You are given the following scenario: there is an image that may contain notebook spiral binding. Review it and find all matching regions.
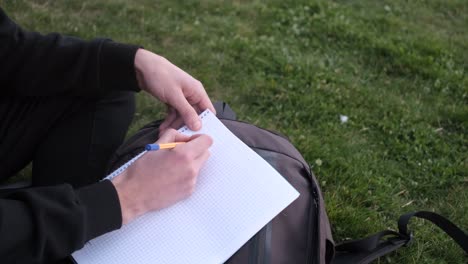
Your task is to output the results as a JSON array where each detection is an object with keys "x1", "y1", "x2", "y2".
[{"x1": 105, "y1": 151, "x2": 147, "y2": 181}]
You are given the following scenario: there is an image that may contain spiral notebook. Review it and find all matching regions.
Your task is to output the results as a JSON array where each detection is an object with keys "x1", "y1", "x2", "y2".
[{"x1": 72, "y1": 109, "x2": 299, "y2": 264}]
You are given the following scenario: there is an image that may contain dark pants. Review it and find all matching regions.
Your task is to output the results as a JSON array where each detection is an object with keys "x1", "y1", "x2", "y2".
[{"x1": 0, "y1": 92, "x2": 135, "y2": 188}]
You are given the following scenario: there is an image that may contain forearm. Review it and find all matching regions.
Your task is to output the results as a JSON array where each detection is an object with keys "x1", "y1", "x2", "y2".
[
  {"x1": 0, "y1": 8, "x2": 140, "y2": 97},
  {"x1": 0, "y1": 181, "x2": 121, "y2": 263}
]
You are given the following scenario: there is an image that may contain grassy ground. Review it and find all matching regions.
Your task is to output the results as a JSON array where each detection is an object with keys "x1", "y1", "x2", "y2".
[{"x1": 2, "y1": 0, "x2": 467, "y2": 263}]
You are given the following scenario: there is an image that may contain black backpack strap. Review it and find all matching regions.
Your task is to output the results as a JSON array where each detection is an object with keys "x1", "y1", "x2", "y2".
[
  {"x1": 333, "y1": 211, "x2": 467, "y2": 264},
  {"x1": 398, "y1": 211, "x2": 468, "y2": 253}
]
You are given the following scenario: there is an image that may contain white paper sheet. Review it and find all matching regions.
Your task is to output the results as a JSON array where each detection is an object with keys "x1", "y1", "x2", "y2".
[{"x1": 72, "y1": 110, "x2": 299, "y2": 264}]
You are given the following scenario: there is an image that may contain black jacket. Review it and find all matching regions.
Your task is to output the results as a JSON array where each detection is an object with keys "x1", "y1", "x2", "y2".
[{"x1": 0, "y1": 8, "x2": 139, "y2": 263}]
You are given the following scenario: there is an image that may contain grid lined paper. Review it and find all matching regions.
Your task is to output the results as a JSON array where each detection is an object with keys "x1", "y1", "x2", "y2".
[{"x1": 72, "y1": 110, "x2": 299, "y2": 264}]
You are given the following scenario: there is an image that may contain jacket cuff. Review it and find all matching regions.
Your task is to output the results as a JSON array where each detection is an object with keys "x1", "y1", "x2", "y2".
[
  {"x1": 76, "y1": 180, "x2": 122, "y2": 241},
  {"x1": 99, "y1": 41, "x2": 141, "y2": 93}
]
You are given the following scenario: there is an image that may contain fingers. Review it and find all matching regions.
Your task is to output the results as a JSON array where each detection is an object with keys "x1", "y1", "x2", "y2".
[
  {"x1": 135, "y1": 50, "x2": 213, "y2": 130},
  {"x1": 156, "y1": 129, "x2": 191, "y2": 143},
  {"x1": 160, "y1": 115, "x2": 192, "y2": 134},
  {"x1": 195, "y1": 98, "x2": 216, "y2": 116},
  {"x1": 156, "y1": 128, "x2": 177, "y2": 143},
  {"x1": 193, "y1": 82, "x2": 216, "y2": 115},
  {"x1": 191, "y1": 150, "x2": 211, "y2": 178},
  {"x1": 174, "y1": 132, "x2": 192, "y2": 142},
  {"x1": 159, "y1": 107, "x2": 177, "y2": 132},
  {"x1": 194, "y1": 149, "x2": 211, "y2": 165},
  {"x1": 160, "y1": 105, "x2": 213, "y2": 133},
  {"x1": 168, "y1": 79, "x2": 215, "y2": 131},
  {"x1": 178, "y1": 134, "x2": 213, "y2": 159},
  {"x1": 161, "y1": 80, "x2": 214, "y2": 132},
  {"x1": 170, "y1": 91, "x2": 201, "y2": 131},
  {"x1": 156, "y1": 131, "x2": 212, "y2": 161}
]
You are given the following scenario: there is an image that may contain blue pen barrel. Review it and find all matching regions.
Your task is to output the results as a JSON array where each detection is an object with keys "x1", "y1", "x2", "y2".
[{"x1": 145, "y1": 144, "x2": 160, "y2": 151}]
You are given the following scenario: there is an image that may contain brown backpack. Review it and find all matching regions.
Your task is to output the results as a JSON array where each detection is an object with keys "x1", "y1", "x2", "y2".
[{"x1": 104, "y1": 102, "x2": 467, "y2": 264}]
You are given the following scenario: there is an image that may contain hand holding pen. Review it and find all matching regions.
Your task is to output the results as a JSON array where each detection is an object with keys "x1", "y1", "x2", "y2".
[{"x1": 111, "y1": 129, "x2": 213, "y2": 225}]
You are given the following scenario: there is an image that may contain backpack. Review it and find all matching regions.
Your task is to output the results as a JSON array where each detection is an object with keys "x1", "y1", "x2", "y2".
[{"x1": 106, "y1": 102, "x2": 467, "y2": 264}]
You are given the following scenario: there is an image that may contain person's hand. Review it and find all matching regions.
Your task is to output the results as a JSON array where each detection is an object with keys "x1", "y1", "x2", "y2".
[
  {"x1": 134, "y1": 49, "x2": 216, "y2": 131},
  {"x1": 111, "y1": 129, "x2": 213, "y2": 225}
]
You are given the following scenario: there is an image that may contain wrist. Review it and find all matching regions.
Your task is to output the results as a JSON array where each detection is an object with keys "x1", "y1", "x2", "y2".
[
  {"x1": 134, "y1": 49, "x2": 146, "y2": 90},
  {"x1": 112, "y1": 175, "x2": 144, "y2": 225},
  {"x1": 134, "y1": 49, "x2": 166, "y2": 92}
]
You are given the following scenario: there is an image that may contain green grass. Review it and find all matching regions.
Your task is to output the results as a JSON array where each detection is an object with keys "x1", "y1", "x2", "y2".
[{"x1": 2, "y1": 0, "x2": 467, "y2": 262}]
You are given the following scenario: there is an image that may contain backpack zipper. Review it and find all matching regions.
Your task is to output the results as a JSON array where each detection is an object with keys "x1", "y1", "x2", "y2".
[{"x1": 307, "y1": 179, "x2": 320, "y2": 264}]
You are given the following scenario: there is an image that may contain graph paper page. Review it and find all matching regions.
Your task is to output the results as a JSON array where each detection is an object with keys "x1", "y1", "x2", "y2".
[{"x1": 72, "y1": 110, "x2": 299, "y2": 264}]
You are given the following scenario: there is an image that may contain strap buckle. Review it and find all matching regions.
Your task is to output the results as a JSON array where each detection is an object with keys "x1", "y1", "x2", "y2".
[{"x1": 403, "y1": 231, "x2": 414, "y2": 247}]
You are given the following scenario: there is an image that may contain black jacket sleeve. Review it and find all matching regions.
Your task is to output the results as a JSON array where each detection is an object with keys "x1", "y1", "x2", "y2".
[
  {"x1": 0, "y1": 8, "x2": 141, "y2": 97},
  {"x1": 0, "y1": 180, "x2": 123, "y2": 263},
  {"x1": 0, "y1": 7, "x2": 137, "y2": 263}
]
